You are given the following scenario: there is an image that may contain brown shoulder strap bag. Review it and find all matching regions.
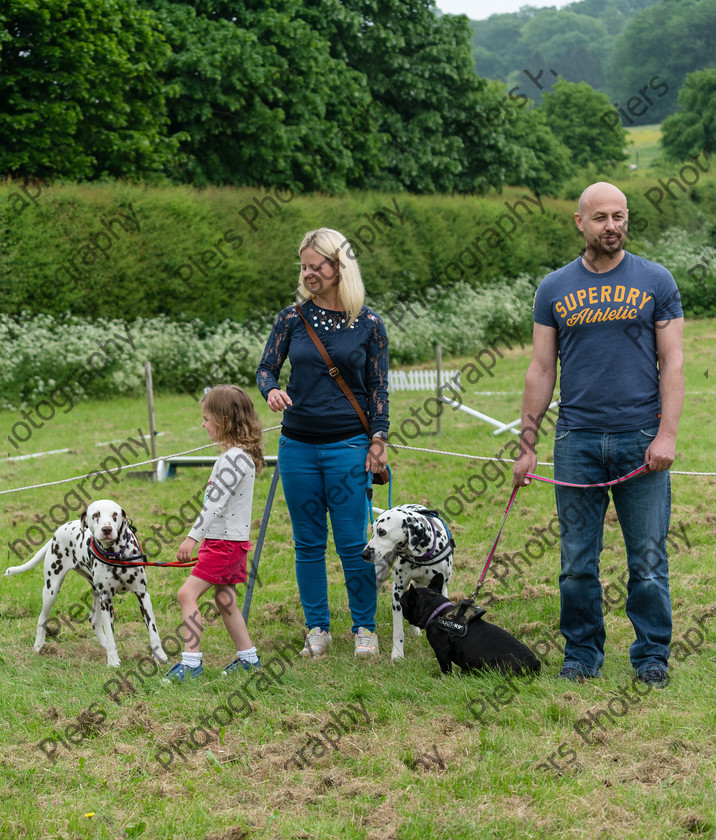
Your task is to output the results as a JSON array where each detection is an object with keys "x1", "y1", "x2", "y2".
[{"x1": 293, "y1": 305, "x2": 390, "y2": 484}]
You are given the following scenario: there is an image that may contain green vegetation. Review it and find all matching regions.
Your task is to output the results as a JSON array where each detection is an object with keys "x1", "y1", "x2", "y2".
[
  {"x1": 2, "y1": 0, "x2": 712, "y2": 193},
  {"x1": 470, "y1": 0, "x2": 716, "y2": 129},
  {"x1": 1, "y1": 2, "x2": 713, "y2": 833},
  {"x1": 540, "y1": 80, "x2": 628, "y2": 170},
  {"x1": 1, "y1": 0, "x2": 543, "y2": 194},
  {"x1": 662, "y1": 69, "x2": 716, "y2": 161},
  {"x1": 0, "y1": 320, "x2": 713, "y2": 839},
  {"x1": 0, "y1": 0, "x2": 178, "y2": 180},
  {"x1": 625, "y1": 124, "x2": 665, "y2": 168},
  {"x1": 608, "y1": 0, "x2": 716, "y2": 125},
  {"x1": 2, "y1": 165, "x2": 715, "y2": 325}
]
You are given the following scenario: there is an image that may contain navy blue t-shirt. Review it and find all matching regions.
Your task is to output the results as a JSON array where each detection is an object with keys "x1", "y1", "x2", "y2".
[
  {"x1": 256, "y1": 300, "x2": 389, "y2": 440},
  {"x1": 533, "y1": 251, "x2": 683, "y2": 432}
]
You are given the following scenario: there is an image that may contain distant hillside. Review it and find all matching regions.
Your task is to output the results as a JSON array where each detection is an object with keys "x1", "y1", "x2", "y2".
[{"x1": 467, "y1": 0, "x2": 715, "y2": 124}]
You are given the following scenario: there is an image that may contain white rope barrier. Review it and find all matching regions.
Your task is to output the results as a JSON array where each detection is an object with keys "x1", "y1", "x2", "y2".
[
  {"x1": 0, "y1": 426, "x2": 713, "y2": 496},
  {"x1": 0, "y1": 442, "x2": 217, "y2": 496},
  {"x1": 387, "y1": 442, "x2": 716, "y2": 476},
  {"x1": 0, "y1": 425, "x2": 285, "y2": 496}
]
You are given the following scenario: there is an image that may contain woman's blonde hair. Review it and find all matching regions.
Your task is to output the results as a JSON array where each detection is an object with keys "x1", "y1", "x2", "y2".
[
  {"x1": 296, "y1": 228, "x2": 365, "y2": 326},
  {"x1": 201, "y1": 385, "x2": 265, "y2": 472}
]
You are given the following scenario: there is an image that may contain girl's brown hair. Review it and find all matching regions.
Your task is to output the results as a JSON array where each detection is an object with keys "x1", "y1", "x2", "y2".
[{"x1": 201, "y1": 385, "x2": 265, "y2": 472}]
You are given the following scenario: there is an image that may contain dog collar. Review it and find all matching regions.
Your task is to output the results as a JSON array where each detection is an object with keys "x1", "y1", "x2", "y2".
[
  {"x1": 426, "y1": 601, "x2": 454, "y2": 627},
  {"x1": 87, "y1": 528, "x2": 136, "y2": 565}
]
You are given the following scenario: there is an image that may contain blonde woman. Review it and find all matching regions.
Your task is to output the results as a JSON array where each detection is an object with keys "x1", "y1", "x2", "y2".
[{"x1": 257, "y1": 228, "x2": 389, "y2": 658}]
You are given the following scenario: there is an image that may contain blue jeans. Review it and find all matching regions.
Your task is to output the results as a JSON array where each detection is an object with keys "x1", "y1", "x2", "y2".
[
  {"x1": 278, "y1": 433, "x2": 377, "y2": 633},
  {"x1": 553, "y1": 427, "x2": 672, "y2": 677}
]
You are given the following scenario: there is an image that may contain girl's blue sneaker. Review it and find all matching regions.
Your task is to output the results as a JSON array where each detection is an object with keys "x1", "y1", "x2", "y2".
[
  {"x1": 163, "y1": 662, "x2": 204, "y2": 683},
  {"x1": 222, "y1": 656, "x2": 261, "y2": 675}
]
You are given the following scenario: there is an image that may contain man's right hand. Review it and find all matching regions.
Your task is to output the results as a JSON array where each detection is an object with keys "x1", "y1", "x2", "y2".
[{"x1": 513, "y1": 450, "x2": 538, "y2": 487}]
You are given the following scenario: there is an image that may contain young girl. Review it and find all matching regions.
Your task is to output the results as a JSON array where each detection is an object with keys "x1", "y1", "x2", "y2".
[{"x1": 164, "y1": 385, "x2": 265, "y2": 682}]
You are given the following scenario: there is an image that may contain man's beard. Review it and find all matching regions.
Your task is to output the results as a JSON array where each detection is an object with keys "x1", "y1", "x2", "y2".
[{"x1": 590, "y1": 231, "x2": 624, "y2": 257}]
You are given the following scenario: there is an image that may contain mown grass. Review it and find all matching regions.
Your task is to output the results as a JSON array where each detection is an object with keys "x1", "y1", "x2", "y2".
[
  {"x1": 625, "y1": 124, "x2": 666, "y2": 170},
  {"x1": 0, "y1": 319, "x2": 714, "y2": 840}
]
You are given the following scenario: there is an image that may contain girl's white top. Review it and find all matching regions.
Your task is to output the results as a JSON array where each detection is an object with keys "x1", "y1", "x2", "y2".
[{"x1": 188, "y1": 446, "x2": 255, "y2": 542}]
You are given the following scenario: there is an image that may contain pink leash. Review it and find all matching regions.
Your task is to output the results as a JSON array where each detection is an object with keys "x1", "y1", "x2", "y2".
[
  {"x1": 524, "y1": 463, "x2": 650, "y2": 489},
  {"x1": 468, "y1": 463, "x2": 650, "y2": 601}
]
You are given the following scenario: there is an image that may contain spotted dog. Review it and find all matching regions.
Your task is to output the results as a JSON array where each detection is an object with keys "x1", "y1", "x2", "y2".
[
  {"x1": 362, "y1": 504, "x2": 454, "y2": 660},
  {"x1": 5, "y1": 499, "x2": 167, "y2": 667}
]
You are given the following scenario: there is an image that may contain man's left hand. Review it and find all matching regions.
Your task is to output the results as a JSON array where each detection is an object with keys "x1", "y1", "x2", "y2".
[{"x1": 645, "y1": 433, "x2": 676, "y2": 471}]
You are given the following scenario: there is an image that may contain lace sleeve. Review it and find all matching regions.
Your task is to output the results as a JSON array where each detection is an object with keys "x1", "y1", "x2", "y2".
[
  {"x1": 256, "y1": 309, "x2": 293, "y2": 399},
  {"x1": 366, "y1": 312, "x2": 389, "y2": 434}
]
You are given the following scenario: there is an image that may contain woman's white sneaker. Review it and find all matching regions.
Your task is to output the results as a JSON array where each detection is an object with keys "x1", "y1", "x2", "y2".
[
  {"x1": 300, "y1": 627, "x2": 332, "y2": 657},
  {"x1": 354, "y1": 627, "x2": 379, "y2": 657}
]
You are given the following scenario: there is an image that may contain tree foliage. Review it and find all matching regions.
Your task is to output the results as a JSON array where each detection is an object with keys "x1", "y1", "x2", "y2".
[
  {"x1": 469, "y1": 0, "x2": 714, "y2": 126},
  {"x1": 469, "y1": 10, "x2": 533, "y2": 83},
  {"x1": 0, "y1": 0, "x2": 639, "y2": 192},
  {"x1": 0, "y1": 0, "x2": 179, "y2": 180},
  {"x1": 503, "y1": 109, "x2": 573, "y2": 197},
  {"x1": 540, "y1": 80, "x2": 628, "y2": 170},
  {"x1": 661, "y1": 69, "x2": 716, "y2": 160},
  {"x1": 607, "y1": 0, "x2": 716, "y2": 124},
  {"x1": 518, "y1": 10, "x2": 610, "y2": 92},
  {"x1": 146, "y1": 0, "x2": 381, "y2": 191},
  {"x1": 469, "y1": 0, "x2": 650, "y2": 92},
  {"x1": 299, "y1": 0, "x2": 512, "y2": 193}
]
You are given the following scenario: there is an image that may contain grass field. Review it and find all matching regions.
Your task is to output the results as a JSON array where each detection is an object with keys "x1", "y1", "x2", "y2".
[
  {"x1": 625, "y1": 124, "x2": 665, "y2": 170},
  {"x1": 1, "y1": 319, "x2": 714, "y2": 840}
]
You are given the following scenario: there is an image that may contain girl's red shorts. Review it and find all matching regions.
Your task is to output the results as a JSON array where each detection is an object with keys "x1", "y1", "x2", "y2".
[{"x1": 191, "y1": 539, "x2": 250, "y2": 585}]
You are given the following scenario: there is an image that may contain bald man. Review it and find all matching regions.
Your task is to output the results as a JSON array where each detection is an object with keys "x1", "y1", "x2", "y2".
[{"x1": 513, "y1": 182, "x2": 684, "y2": 686}]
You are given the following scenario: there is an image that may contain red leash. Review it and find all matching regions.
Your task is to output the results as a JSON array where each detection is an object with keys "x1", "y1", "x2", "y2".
[
  {"x1": 468, "y1": 463, "x2": 649, "y2": 600},
  {"x1": 470, "y1": 484, "x2": 520, "y2": 599},
  {"x1": 88, "y1": 535, "x2": 199, "y2": 568}
]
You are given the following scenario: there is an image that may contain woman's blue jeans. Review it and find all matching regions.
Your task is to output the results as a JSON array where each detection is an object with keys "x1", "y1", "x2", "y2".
[
  {"x1": 553, "y1": 427, "x2": 672, "y2": 677},
  {"x1": 278, "y1": 433, "x2": 377, "y2": 633}
]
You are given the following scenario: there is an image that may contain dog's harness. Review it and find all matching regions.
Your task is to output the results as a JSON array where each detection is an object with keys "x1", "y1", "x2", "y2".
[
  {"x1": 88, "y1": 524, "x2": 199, "y2": 568},
  {"x1": 427, "y1": 599, "x2": 486, "y2": 639},
  {"x1": 416, "y1": 490, "x2": 508, "y2": 636},
  {"x1": 413, "y1": 509, "x2": 455, "y2": 566}
]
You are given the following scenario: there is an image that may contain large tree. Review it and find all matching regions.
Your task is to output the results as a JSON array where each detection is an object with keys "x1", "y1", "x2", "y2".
[
  {"x1": 469, "y1": 10, "x2": 536, "y2": 85},
  {"x1": 518, "y1": 10, "x2": 610, "y2": 93},
  {"x1": 0, "y1": 0, "x2": 178, "y2": 180},
  {"x1": 145, "y1": 0, "x2": 381, "y2": 191},
  {"x1": 0, "y1": 0, "x2": 576, "y2": 193},
  {"x1": 469, "y1": 1, "x2": 657, "y2": 94},
  {"x1": 500, "y1": 107, "x2": 573, "y2": 196},
  {"x1": 302, "y1": 0, "x2": 512, "y2": 193},
  {"x1": 661, "y1": 69, "x2": 716, "y2": 160},
  {"x1": 539, "y1": 80, "x2": 628, "y2": 170}
]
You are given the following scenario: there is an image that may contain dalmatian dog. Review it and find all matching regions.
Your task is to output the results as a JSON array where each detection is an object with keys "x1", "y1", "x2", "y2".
[
  {"x1": 362, "y1": 504, "x2": 454, "y2": 660},
  {"x1": 5, "y1": 499, "x2": 167, "y2": 667}
]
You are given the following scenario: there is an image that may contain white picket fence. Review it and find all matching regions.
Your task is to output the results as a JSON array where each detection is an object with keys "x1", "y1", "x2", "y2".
[{"x1": 388, "y1": 369, "x2": 461, "y2": 391}]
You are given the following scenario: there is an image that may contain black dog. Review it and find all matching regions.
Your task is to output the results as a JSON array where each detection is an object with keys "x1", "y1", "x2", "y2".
[{"x1": 399, "y1": 574, "x2": 541, "y2": 676}]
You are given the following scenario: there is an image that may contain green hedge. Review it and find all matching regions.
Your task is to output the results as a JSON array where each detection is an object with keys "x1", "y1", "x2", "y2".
[
  {"x1": 0, "y1": 276, "x2": 538, "y2": 408},
  {"x1": 2, "y1": 174, "x2": 715, "y2": 323}
]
